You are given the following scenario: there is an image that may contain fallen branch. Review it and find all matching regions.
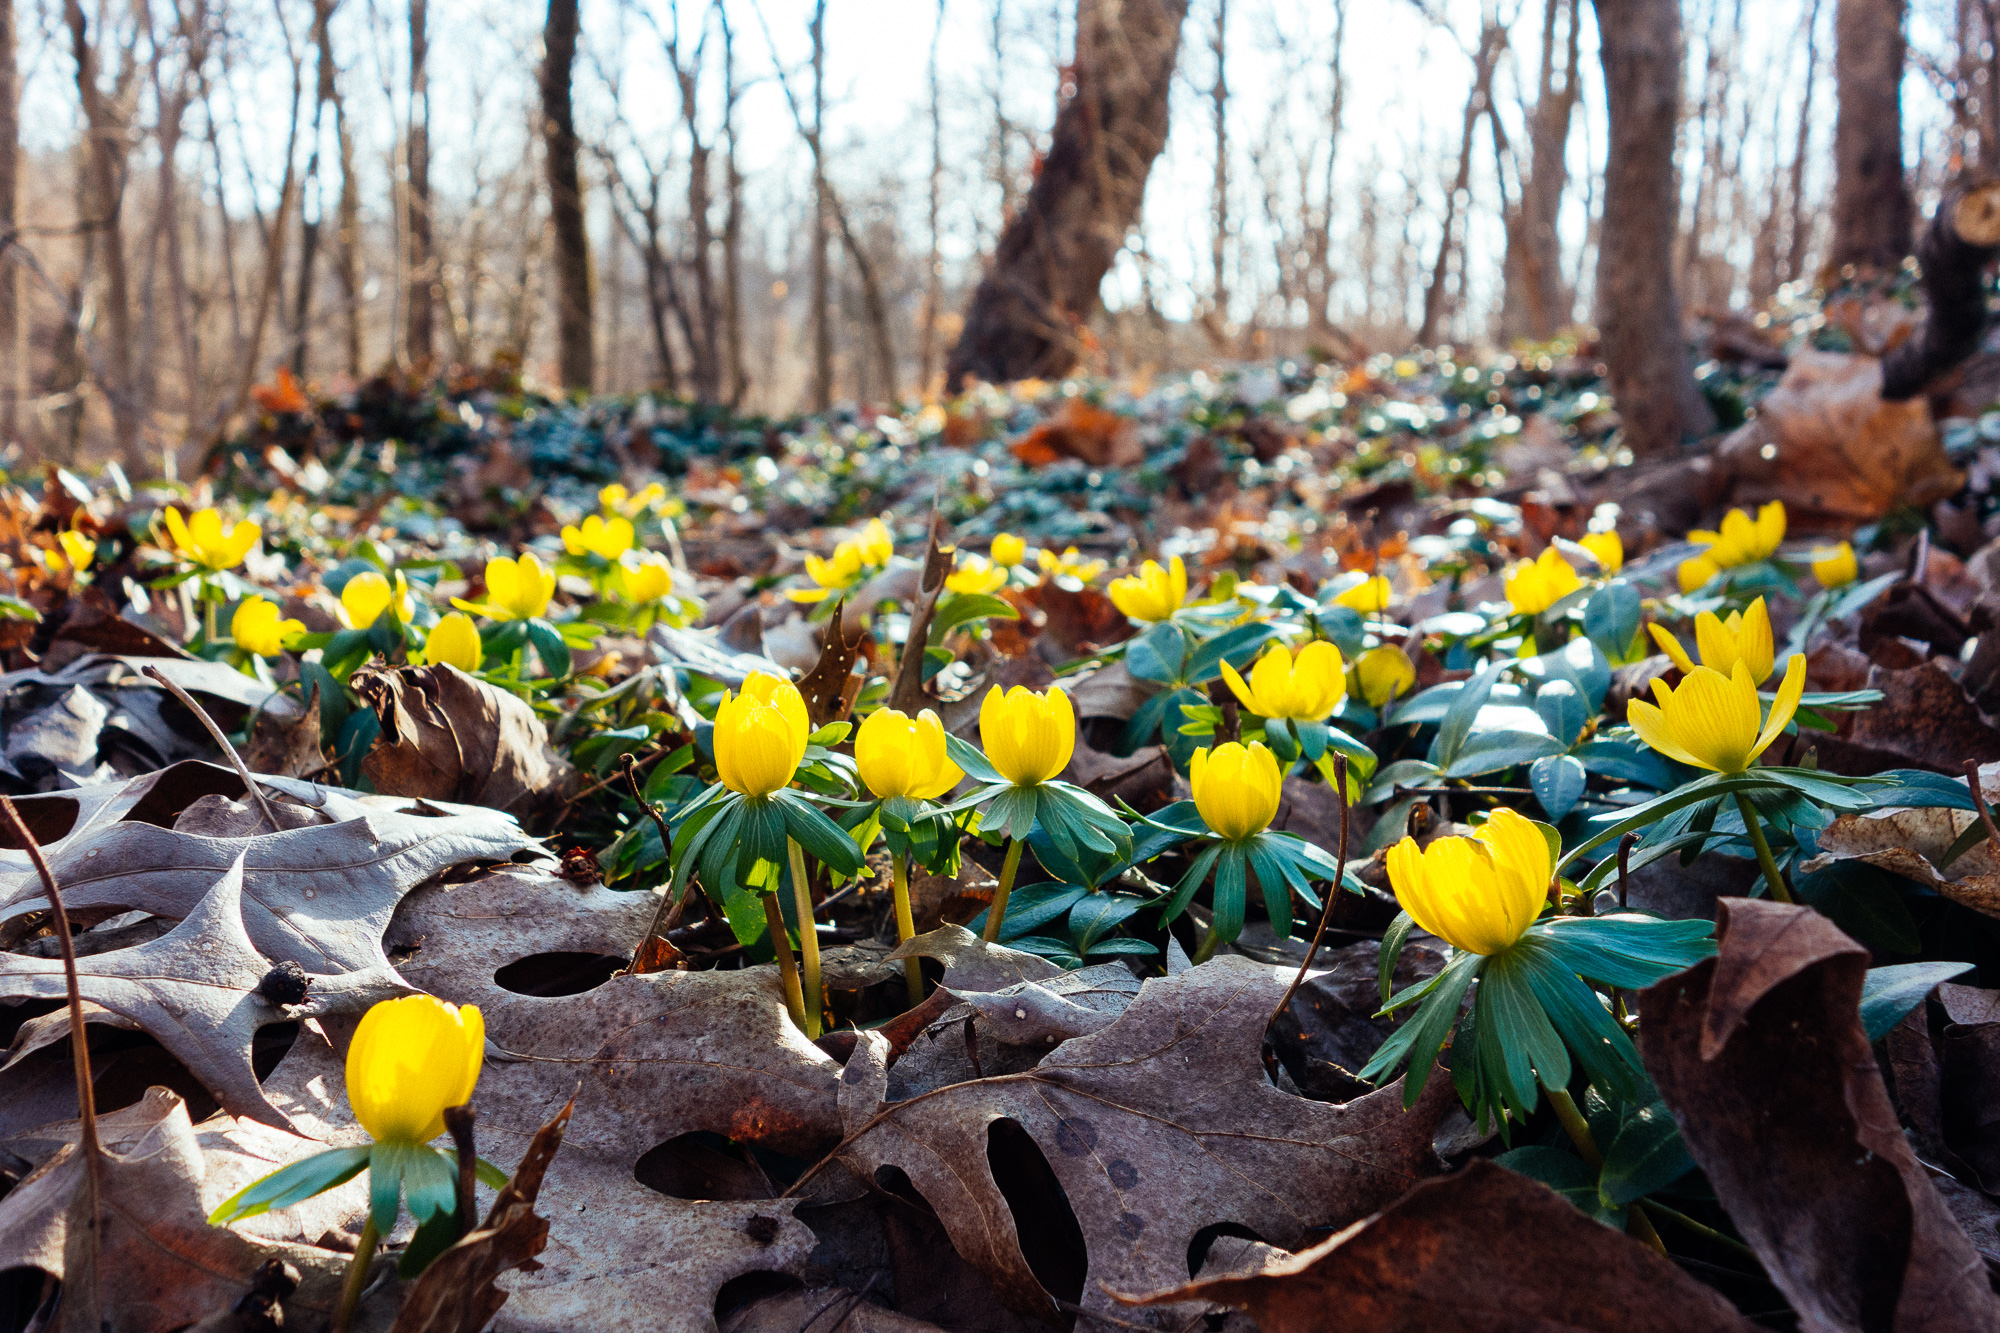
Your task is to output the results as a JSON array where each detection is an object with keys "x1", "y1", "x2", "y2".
[{"x1": 1880, "y1": 177, "x2": 2000, "y2": 401}]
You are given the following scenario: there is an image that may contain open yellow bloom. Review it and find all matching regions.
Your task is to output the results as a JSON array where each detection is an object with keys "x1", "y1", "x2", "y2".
[
  {"x1": 855, "y1": 518, "x2": 895, "y2": 567},
  {"x1": 991, "y1": 533, "x2": 1027, "y2": 567},
  {"x1": 619, "y1": 551, "x2": 675, "y2": 604},
  {"x1": 1334, "y1": 574, "x2": 1394, "y2": 613},
  {"x1": 1579, "y1": 530, "x2": 1623, "y2": 573},
  {"x1": 163, "y1": 507, "x2": 260, "y2": 572},
  {"x1": 1628, "y1": 653, "x2": 1806, "y2": 774},
  {"x1": 787, "y1": 519, "x2": 895, "y2": 604},
  {"x1": 979, "y1": 685, "x2": 1075, "y2": 786},
  {"x1": 600, "y1": 482, "x2": 668, "y2": 517},
  {"x1": 1221, "y1": 641, "x2": 1347, "y2": 721},
  {"x1": 454, "y1": 553, "x2": 556, "y2": 621},
  {"x1": 714, "y1": 672, "x2": 810, "y2": 797},
  {"x1": 562, "y1": 514, "x2": 635, "y2": 560},
  {"x1": 1648, "y1": 597, "x2": 1775, "y2": 684},
  {"x1": 1504, "y1": 548, "x2": 1581, "y2": 615},
  {"x1": 345, "y1": 995, "x2": 485, "y2": 1145},
  {"x1": 340, "y1": 570, "x2": 414, "y2": 629},
  {"x1": 53, "y1": 530, "x2": 96, "y2": 573},
  {"x1": 946, "y1": 554, "x2": 1008, "y2": 595},
  {"x1": 1678, "y1": 554, "x2": 1721, "y2": 594},
  {"x1": 1690, "y1": 501, "x2": 1785, "y2": 568},
  {"x1": 1190, "y1": 742, "x2": 1283, "y2": 840},
  {"x1": 231, "y1": 597, "x2": 304, "y2": 657},
  {"x1": 1813, "y1": 541, "x2": 1858, "y2": 588},
  {"x1": 1108, "y1": 556, "x2": 1188, "y2": 622},
  {"x1": 855, "y1": 707, "x2": 964, "y2": 800},
  {"x1": 1039, "y1": 547, "x2": 1106, "y2": 583},
  {"x1": 1387, "y1": 807, "x2": 1550, "y2": 955},
  {"x1": 420, "y1": 613, "x2": 483, "y2": 670},
  {"x1": 1355, "y1": 645, "x2": 1417, "y2": 708}
]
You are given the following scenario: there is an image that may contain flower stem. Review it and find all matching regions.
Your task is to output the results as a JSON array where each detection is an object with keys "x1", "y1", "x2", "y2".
[
  {"x1": 788, "y1": 839, "x2": 823, "y2": 1038},
  {"x1": 891, "y1": 851, "x2": 922, "y2": 1006},
  {"x1": 1547, "y1": 1086, "x2": 1668, "y2": 1256},
  {"x1": 204, "y1": 595, "x2": 219, "y2": 648},
  {"x1": 760, "y1": 891, "x2": 809, "y2": 1033},
  {"x1": 331, "y1": 1215, "x2": 380, "y2": 1333},
  {"x1": 981, "y1": 837, "x2": 1026, "y2": 944},
  {"x1": 1190, "y1": 923, "x2": 1222, "y2": 965},
  {"x1": 1734, "y1": 793, "x2": 1794, "y2": 904}
]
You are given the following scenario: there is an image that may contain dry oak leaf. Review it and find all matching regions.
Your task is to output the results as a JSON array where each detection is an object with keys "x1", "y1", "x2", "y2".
[
  {"x1": 0, "y1": 1089, "x2": 345, "y2": 1333},
  {"x1": 0, "y1": 855, "x2": 403, "y2": 1129},
  {"x1": 829, "y1": 954, "x2": 1455, "y2": 1329},
  {"x1": 355, "y1": 663, "x2": 578, "y2": 822},
  {"x1": 0, "y1": 764, "x2": 541, "y2": 975},
  {"x1": 1802, "y1": 761, "x2": 2000, "y2": 918},
  {"x1": 1642, "y1": 899, "x2": 2000, "y2": 1332},
  {"x1": 1128, "y1": 1158, "x2": 1757, "y2": 1332}
]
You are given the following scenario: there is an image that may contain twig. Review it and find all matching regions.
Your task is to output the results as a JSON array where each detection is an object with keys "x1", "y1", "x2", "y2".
[
  {"x1": 141, "y1": 664, "x2": 282, "y2": 832},
  {"x1": 1392, "y1": 784, "x2": 1534, "y2": 798},
  {"x1": 1965, "y1": 760, "x2": 2000, "y2": 860},
  {"x1": 0, "y1": 796, "x2": 101, "y2": 1327},
  {"x1": 443, "y1": 1104, "x2": 477, "y2": 1240},
  {"x1": 622, "y1": 753, "x2": 696, "y2": 974},
  {"x1": 1617, "y1": 831, "x2": 1637, "y2": 911},
  {"x1": 1271, "y1": 754, "x2": 1350, "y2": 1030},
  {"x1": 887, "y1": 511, "x2": 953, "y2": 717}
]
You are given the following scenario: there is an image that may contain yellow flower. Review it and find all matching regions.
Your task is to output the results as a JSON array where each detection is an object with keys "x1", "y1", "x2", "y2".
[
  {"x1": 231, "y1": 597, "x2": 304, "y2": 657},
  {"x1": 978, "y1": 685, "x2": 1075, "y2": 786},
  {"x1": 1038, "y1": 547, "x2": 1106, "y2": 583},
  {"x1": 1108, "y1": 556, "x2": 1188, "y2": 622},
  {"x1": 1355, "y1": 645, "x2": 1417, "y2": 708},
  {"x1": 345, "y1": 995, "x2": 485, "y2": 1145},
  {"x1": 163, "y1": 506, "x2": 260, "y2": 572},
  {"x1": 1504, "y1": 548, "x2": 1581, "y2": 615},
  {"x1": 1579, "y1": 530, "x2": 1623, "y2": 573},
  {"x1": 1690, "y1": 501, "x2": 1785, "y2": 568},
  {"x1": 600, "y1": 482, "x2": 668, "y2": 517},
  {"x1": 991, "y1": 533, "x2": 1027, "y2": 567},
  {"x1": 618, "y1": 552, "x2": 675, "y2": 604},
  {"x1": 946, "y1": 554, "x2": 1009, "y2": 595},
  {"x1": 453, "y1": 553, "x2": 556, "y2": 621},
  {"x1": 1220, "y1": 641, "x2": 1347, "y2": 721},
  {"x1": 1678, "y1": 554, "x2": 1721, "y2": 594},
  {"x1": 1647, "y1": 597, "x2": 1775, "y2": 684},
  {"x1": 1387, "y1": 807, "x2": 1551, "y2": 955},
  {"x1": 562, "y1": 514, "x2": 635, "y2": 560},
  {"x1": 420, "y1": 613, "x2": 483, "y2": 671},
  {"x1": 856, "y1": 518, "x2": 895, "y2": 567},
  {"x1": 713, "y1": 672, "x2": 810, "y2": 797},
  {"x1": 855, "y1": 707, "x2": 964, "y2": 800},
  {"x1": 340, "y1": 570, "x2": 414, "y2": 629},
  {"x1": 1334, "y1": 574, "x2": 1393, "y2": 613},
  {"x1": 1189, "y1": 742, "x2": 1283, "y2": 840},
  {"x1": 53, "y1": 530, "x2": 96, "y2": 573},
  {"x1": 1813, "y1": 541, "x2": 1858, "y2": 588},
  {"x1": 786, "y1": 519, "x2": 895, "y2": 604},
  {"x1": 1628, "y1": 653, "x2": 1807, "y2": 774}
]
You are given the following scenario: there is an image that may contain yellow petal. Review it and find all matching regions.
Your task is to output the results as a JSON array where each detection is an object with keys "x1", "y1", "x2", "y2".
[
  {"x1": 1751, "y1": 653, "x2": 1808, "y2": 763},
  {"x1": 1648, "y1": 623, "x2": 1697, "y2": 675}
]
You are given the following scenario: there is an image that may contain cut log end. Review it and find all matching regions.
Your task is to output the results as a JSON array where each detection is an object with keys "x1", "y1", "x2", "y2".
[{"x1": 1950, "y1": 181, "x2": 2000, "y2": 249}]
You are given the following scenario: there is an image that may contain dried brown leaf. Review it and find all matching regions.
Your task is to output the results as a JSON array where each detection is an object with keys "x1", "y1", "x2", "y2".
[{"x1": 355, "y1": 664, "x2": 578, "y2": 822}]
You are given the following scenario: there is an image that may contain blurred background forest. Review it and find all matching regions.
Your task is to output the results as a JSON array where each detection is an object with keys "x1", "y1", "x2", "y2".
[{"x1": 0, "y1": 0, "x2": 1977, "y2": 473}]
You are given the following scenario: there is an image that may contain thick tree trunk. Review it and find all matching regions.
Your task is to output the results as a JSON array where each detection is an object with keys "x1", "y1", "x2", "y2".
[
  {"x1": 1591, "y1": 0, "x2": 1714, "y2": 455},
  {"x1": 0, "y1": 0, "x2": 17, "y2": 442},
  {"x1": 542, "y1": 0, "x2": 593, "y2": 391},
  {"x1": 947, "y1": 0, "x2": 1190, "y2": 388},
  {"x1": 1503, "y1": 0, "x2": 1579, "y2": 341},
  {"x1": 66, "y1": 0, "x2": 141, "y2": 464},
  {"x1": 1830, "y1": 0, "x2": 1912, "y2": 272},
  {"x1": 406, "y1": 0, "x2": 434, "y2": 368},
  {"x1": 1417, "y1": 19, "x2": 1504, "y2": 348}
]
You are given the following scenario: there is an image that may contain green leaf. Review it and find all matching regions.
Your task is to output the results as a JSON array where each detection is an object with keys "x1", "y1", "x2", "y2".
[
  {"x1": 1572, "y1": 738, "x2": 1676, "y2": 790},
  {"x1": 1792, "y1": 861, "x2": 1922, "y2": 955},
  {"x1": 1379, "y1": 911, "x2": 1416, "y2": 1006},
  {"x1": 1440, "y1": 730, "x2": 1565, "y2": 779},
  {"x1": 1125, "y1": 623, "x2": 1190, "y2": 684},
  {"x1": 778, "y1": 791, "x2": 865, "y2": 874},
  {"x1": 944, "y1": 734, "x2": 1004, "y2": 785},
  {"x1": 1210, "y1": 847, "x2": 1248, "y2": 945},
  {"x1": 1530, "y1": 915, "x2": 1717, "y2": 990},
  {"x1": 1160, "y1": 842, "x2": 1223, "y2": 923},
  {"x1": 369, "y1": 1141, "x2": 413, "y2": 1232},
  {"x1": 1478, "y1": 949, "x2": 1571, "y2": 1117},
  {"x1": 1069, "y1": 893, "x2": 1145, "y2": 951},
  {"x1": 1599, "y1": 1100, "x2": 1695, "y2": 1206},
  {"x1": 1427, "y1": 662, "x2": 1505, "y2": 768},
  {"x1": 526, "y1": 618, "x2": 573, "y2": 677},
  {"x1": 972, "y1": 881, "x2": 1087, "y2": 940},
  {"x1": 1496, "y1": 1146, "x2": 1617, "y2": 1223},
  {"x1": 931, "y1": 592, "x2": 1020, "y2": 642},
  {"x1": 1582, "y1": 582, "x2": 1641, "y2": 661},
  {"x1": 1861, "y1": 960, "x2": 1975, "y2": 1042},
  {"x1": 1362, "y1": 950, "x2": 1485, "y2": 1107},
  {"x1": 207, "y1": 1145, "x2": 371, "y2": 1225},
  {"x1": 1244, "y1": 839, "x2": 1293, "y2": 940},
  {"x1": 1185, "y1": 621, "x2": 1282, "y2": 683},
  {"x1": 400, "y1": 1142, "x2": 459, "y2": 1223},
  {"x1": 1530, "y1": 755, "x2": 1588, "y2": 822}
]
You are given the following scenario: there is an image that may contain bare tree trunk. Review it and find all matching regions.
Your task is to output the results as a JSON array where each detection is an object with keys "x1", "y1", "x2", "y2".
[
  {"x1": 947, "y1": 0, "x2": 1191, "y2": 387},
  {"x1": 920, "y1": 0, "x2": 946, "y2": 392},
  {"x1": 0, "y1": 0, "x2": 18, "y2": 442},
  {"x1": 1784, "y1": 0, "x2": 1825, "y2": 286},
  {"x1": 721, "y1": 5, "x2": 747, "y2": 406},
  {"x1": 542, "y1": 0, "x2": 593, "y2": 390},
  {"x1": 809, "y1": 1, "x2": 832, "y2": 410},
  {"x1": 66, "y1": 0, "x2": 142, "y2": 464},
  {"x1": 1307, "y1": 0, "x2": 1346, "y2": 342},
  {"x1": 1205, "y1": 0, "x2": 1229, "y2": 345},
  {"x1": 406, "y1": 0, "x2": 435, "y2": 368},
  {"x1": 1504, "y1": 0, "x2": 1579, "y2": 340},
  {"x1": 1830, "y1": 0, "x2": 1912, "y2": 273},
  {"x1": 1591, "y1": 0, "x2": 1713, "y2": 455},
  {"x1": 293, "y1": 0, "x2": 340, "y2": 378},
  {"x1": 1417, "y1": 15, "x2": 1503, "y2": 349}
]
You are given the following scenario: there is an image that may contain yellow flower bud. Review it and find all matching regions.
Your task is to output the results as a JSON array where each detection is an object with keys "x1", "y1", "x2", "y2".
[
  {"x1": 1647, "y1": 596, "x2": 1775, "y2": 684},
  {"x1": 1108, "y1": 556, "x2": 1188, "y2": 622},
  {"x1": 1355, "y1": 645, "x2": 1417, "y2": 708},
  {"x1": 1812, "y1": 541, "x2": 1858, "y2": 588},
  {"x1": 1038, "y1": 547, "x2": 1106, "y2": 583},
  {"x1": 1189, "y1": 742, "x2": 1282, "y2": 840},
  {"x1": 713, "y1": 672, "x2": 810, "y2": 797},
  {"x1": 562, "y1": 514, "x2": 635, "y2": 560},
  {"x1": 1628, "y1": 654, "x2": 1806, "y2": 774},
  {"x1": 56, "y1": 530, "x2": 96, "y2": 573},
  {"x1": 453, "y1": 553, "x2": 556, "y2": 622},
  {"x1": 978, "y1": 685, "x2": 1075, "y2": 786},
  {"x1": 619, "y1": 552, "x2": 675, "y2": 604},
  {"x1": 1678, "y1": 553, "x2": 1721, "y2": 594},
  {"x1": 231, "y1": 596, "x2": 304, "y2": 658},
  {"x1": 991, "y1": 533, "x2": 1027, "y2": 567},
  {"x1": 1387, "y1": 807, "x2": 1551, "y2": 955},
  {"x1": 420, "y1": 612, "x2": 483, "y2": 671},
  {"x1": 1579, "y1": 530, "x2": 1623, "y2": 573},
  {"x1": 1220, "y1": 641, "x2": 1347, "y2": 721},
  {"x1": 1688, "y1": 501, "x2": 1785, "y2": 569},
  {"x1": 855, "y1": 707, "x2": 964, "y2": 800},
  {"x1": 1503, "y1": 548, "x2": 1581, "y2": 615},
  {"x1": 345, "y1": 994, "x2": 485, "y2": 1145},
  {"x1": 163, "y1": 506, "x2": 260, "y2": 572},
  {"x1": 1334, "y1": 574, "x2": 1393, "y2": 613},
  {"x1": 340, "y1": 570, "x2": 414, "y2": 629},
  {"x1": 946, "y1": 554, "x2": 1008, "y2": 595}
]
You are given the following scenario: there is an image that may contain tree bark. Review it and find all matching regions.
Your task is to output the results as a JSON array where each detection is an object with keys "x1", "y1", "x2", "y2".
[
  {"x1": 0, "y1": 0, "x2": 18, "y2": 442},
  {"x1": 1880, "y1": 179, "x2": 2000, "y2": 399},
  {"x1": 1417, "y1": 17, "x2": 1504, "y2": 348},
  {"x1": 809, "y1": 0, "x2": 832, "y2": 410},
  {"x1": 947, "y1": 0, "x2": 1190, "y2": 387},
  {"x1": 1591, "y1": 0, "x2": 1714, "y2": 455},
  {"x1": 65, "y1": 0, "x2": 141, "y2": 464},
  {"x1": 1205, "y1": 0, "x2": 1229, "y2": 346},
  {"x1": 1830, "y1": 0, "x2": 1912, "y2": 273},
  {"x1": 1503, "y1": 0, "x2": 1579, "y2": 340},
  {"x1": 406, "y1": 0, "x2": 435, "y2": 368},
  {"x1": 919, "y1": 0, "x2": 946, "y2": 392},
  {"x1": 542, "y1": 0, "x2": 593, "y2": 391}
]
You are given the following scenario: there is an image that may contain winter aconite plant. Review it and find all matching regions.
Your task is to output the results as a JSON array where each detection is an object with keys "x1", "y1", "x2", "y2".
[{"x1": 853, "y1": 705, "x2": 966, "y2": 1002}]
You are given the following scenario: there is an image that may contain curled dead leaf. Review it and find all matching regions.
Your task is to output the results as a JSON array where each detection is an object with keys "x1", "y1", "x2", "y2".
[{"x1": 355, "y1": 664, "x2": 578, "y2": 823}]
